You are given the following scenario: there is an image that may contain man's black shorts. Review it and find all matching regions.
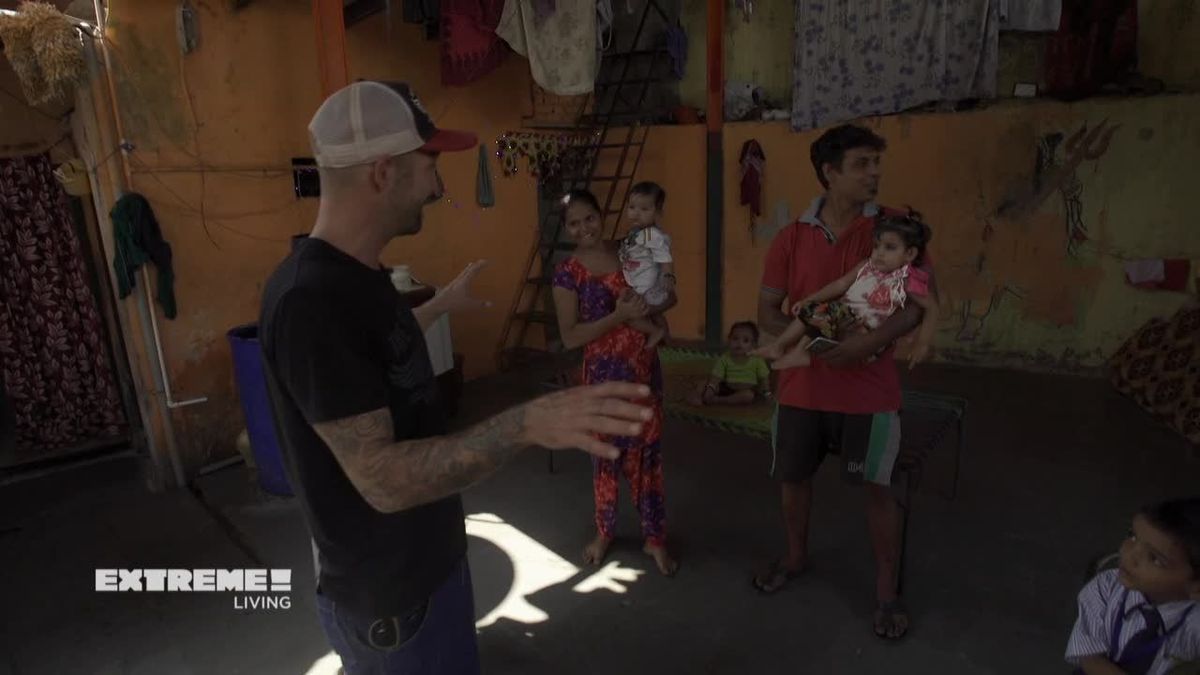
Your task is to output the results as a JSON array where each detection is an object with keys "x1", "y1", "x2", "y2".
[{"x1": 770, "y1": 405, "x2": 902, "y2": 486}]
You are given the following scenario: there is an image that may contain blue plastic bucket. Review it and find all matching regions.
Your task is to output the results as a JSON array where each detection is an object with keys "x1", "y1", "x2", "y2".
[{"x1": 227, "y1": 324, "x2": 292, "y2": 496}]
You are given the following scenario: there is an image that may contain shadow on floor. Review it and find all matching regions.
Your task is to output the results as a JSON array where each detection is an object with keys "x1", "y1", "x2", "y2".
[{"x1": 0, "y1": 365, "x2": 1196, "y2": 674}]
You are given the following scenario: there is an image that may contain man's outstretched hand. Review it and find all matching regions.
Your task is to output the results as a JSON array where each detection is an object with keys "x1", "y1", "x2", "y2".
[
  {"x1": 434, "y1": 259, "x2": 492, "y2": 315},
  {"x1": 517, "y1": 382, "x2": 652, "y2": 460}
]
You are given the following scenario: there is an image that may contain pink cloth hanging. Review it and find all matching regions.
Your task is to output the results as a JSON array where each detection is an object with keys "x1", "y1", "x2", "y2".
[{"x1": 441, "y1": 0, "x2": 507, "y2": 86}]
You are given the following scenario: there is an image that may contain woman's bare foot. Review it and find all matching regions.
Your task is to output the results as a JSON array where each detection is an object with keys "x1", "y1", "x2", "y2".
[
  {"x1": 750, "y1": 343, "x2": 783, "y2": 360},
  {"x1": 583, "y1": 533, "x2": 612, "y2": 566},
  {"x1": 771, "y1": 346, "x2": 812, "y2": 370},
  {"x1": 643, "y1": 543, "x2": 679, "y2": 577}
]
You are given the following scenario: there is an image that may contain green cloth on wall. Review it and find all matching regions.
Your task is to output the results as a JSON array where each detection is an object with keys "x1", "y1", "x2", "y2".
[
  {"x1": 111, "y1": 193, "x2": 177, "y2": 319},
  {"x1": 476, "y1": 143, "x2": 495, "y2": 207}
]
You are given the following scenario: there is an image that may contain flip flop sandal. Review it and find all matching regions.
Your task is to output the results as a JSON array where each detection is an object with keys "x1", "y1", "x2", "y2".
[
  {"x1": 874, "y1": 598, "x2": 910, "y2": 640},
  {"x1": 751, "y1": 559, "x2": 803, "y2": 594}
]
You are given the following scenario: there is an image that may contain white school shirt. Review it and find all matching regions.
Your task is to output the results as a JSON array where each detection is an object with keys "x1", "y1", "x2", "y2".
[{"x1": 1065, "y1": 569, "x2": 1200, "y2": 675}]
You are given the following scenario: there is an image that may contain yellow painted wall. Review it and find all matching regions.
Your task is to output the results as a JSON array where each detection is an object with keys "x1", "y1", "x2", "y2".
[
  {"x1": 679, "y1": 0, "x2": 794, "y2": 111},
  {"x1": 1140, "y1": 0, "x2": 1200, "y2": 90},
  {"x1": 722, "y1": 94, "x2": 1200, "y2": 371}
]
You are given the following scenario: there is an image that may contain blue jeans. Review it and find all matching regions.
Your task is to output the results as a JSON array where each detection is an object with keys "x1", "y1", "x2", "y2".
[{"x1": 316, "y1": 559, "x2": 480, "y2": 675}]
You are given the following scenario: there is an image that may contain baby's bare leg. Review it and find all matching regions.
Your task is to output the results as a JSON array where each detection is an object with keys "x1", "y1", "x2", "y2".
[
  {"x1": 752, "y1": 317, "x2": 808, "y2": 360},
  {"x1": 770, "y1": 336, "x2": 813, "y2": 370}
]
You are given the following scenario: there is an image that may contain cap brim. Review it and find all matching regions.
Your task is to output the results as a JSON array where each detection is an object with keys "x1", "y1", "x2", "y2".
[{"x1": 421, "y1": 129, "x2": 478, "y2": 153}]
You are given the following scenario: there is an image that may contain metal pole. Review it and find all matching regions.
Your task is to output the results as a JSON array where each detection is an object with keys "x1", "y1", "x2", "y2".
[
  {"x1": 313, "y1": 0, "x2": 350, "y2": 96},
  {"x1": 704, "y1": 0, "x2": 725, "y2": 346}
]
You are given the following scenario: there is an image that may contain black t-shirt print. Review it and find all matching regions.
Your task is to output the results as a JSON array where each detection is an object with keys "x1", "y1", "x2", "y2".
[{"x1": 259, "y1": 237, "x2": 465, "y2": 619}]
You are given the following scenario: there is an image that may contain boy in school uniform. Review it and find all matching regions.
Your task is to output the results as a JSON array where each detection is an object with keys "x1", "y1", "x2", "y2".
[{"x1": 1066, "y1": 498, "x2": 1200, "y2": 675}]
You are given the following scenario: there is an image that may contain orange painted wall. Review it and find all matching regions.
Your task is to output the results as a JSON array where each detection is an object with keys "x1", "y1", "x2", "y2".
[
  {"x1": 99, "y1": 1, "x2": 705, "y2": 469},
  {"x1": 103, "y1": 1, "x2": 545, "y2": 467},
  {"x1": 623, "y1": 124, "x2": 707, "y2": 340},
  {"x1": 722, "y1": 95, "x2": 1200, "y2": 371}
]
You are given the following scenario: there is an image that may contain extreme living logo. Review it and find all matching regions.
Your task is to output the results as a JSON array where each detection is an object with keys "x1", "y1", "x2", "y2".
[{"x1": 95, "y1": 568, "x2": 294, "y2": 610}]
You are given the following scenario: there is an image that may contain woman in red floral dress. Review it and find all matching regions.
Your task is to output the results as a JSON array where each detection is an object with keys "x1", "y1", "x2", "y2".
[{"x1": 551, "y1": 190, "x2": 677, "y2": 576}]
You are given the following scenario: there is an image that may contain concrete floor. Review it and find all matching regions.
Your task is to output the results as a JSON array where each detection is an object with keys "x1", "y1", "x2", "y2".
[{"x1": 0, "y1": 364, "x2": 1197, "y2": 674}]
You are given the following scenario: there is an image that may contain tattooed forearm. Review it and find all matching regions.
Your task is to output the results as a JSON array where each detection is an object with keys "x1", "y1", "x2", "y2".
[{"x1": 314, "y1": 405, "x2": 529, "y2": 513}]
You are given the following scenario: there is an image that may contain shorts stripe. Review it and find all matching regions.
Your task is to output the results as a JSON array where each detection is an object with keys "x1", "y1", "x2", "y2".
[
  {"x1": 864, "y1": 412, "x2": 901, "y2": 484},
  {"x1": 769, "y1": 402, "x2": 779, "y2": 476}
]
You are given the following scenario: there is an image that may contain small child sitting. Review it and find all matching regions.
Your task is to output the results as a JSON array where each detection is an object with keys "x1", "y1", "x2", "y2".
[
  {"x1": 688, "y1": 322, "x2": 770, "y2": 406},
  {"x1": 619, "y1": 182, "x2": 675, "y2": 350},
  {"x1": 1065, "y1": 498, "x2": 1200, "y2": 675},
  {"x1": 753, "y1": 211, "x2": 938, "y2": 370}
]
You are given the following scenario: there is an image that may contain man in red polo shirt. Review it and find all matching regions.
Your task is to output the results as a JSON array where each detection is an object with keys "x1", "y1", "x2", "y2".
[{"x1": 752, "y1": 125, "x2": 931, "y2": 640}]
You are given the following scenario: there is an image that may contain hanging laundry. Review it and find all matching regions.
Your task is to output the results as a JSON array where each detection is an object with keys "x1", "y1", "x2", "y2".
[
  {"x1": 736, "y1": 0, "x2": 754, "y2": 22},
  {"x1": 790, "y1": 1, "x2": 999, "y2": 131},
  {"x1": 998, "y1": 0, "x2": 1062, "y2": 32},
  {"x1": 476, "y1": 143, "x2": 495, "y2": 207},
  {"x1": 441, "y1": 0, "x2": 508, "y2": 86},
  {"x1": 404, "y1": 0, "x2": 441, "y2": 39},
  {"x1": 111, "y1": 193, "x2": 178, "y2": 320},
  {"x1": 739, "y1": 140, "x2": 766, "y2": 228},
  {"x1": 1124, "y1": 259, "x2": 1190, "y2": 292},
  {"x1": 531, "y1": 0, "x2": 555, "y2": 24},
  {"x1": 497, "y1": 0, "x2": 598, "y2": 95},
  {"x1": 665, "y1": 21, "x2": 688, "y2": 80},
  {"x1": 596, "y1": 0, "x2": 614, "y2": 54},
  {"x1": 1044, "y1": 0, "x2": 1138, "y2": 101}
]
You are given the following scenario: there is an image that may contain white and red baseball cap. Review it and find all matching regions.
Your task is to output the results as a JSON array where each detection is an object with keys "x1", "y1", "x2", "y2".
[{"x1": 308, "y1": 81, "x2": 478, "y2": 168}]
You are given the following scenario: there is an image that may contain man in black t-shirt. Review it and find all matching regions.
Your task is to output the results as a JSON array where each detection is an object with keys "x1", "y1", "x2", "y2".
[{"x1": 260, "y1": 81, "x2": 653, "y2": 675}]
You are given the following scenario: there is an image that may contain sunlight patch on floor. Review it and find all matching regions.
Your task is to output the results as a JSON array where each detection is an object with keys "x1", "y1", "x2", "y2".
[
  {"x1": 303, "y1": 650, "x2": 341, "y2": 675},
  {"x1": 466, "y1": 512, "x2": 646, "y2": 626},
  {"x1": 572, "y1": 559, "x2": 645, "y2": 594},
  {"x1": 467, "y1": 512, "x2": 579, "y2": 626},
  {"x1": 303, "y1": 512, "x2": 647, "y2": 671}
]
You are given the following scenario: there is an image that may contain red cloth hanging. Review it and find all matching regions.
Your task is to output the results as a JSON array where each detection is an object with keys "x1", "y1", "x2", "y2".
[
  {"x1": 0, "y1": 154, "x2": 126, "y2": 454},
  {"x1": 440, "y1": 0, "x2": 508, "y2": 86},
  {"x1": 1044, "y1": 0, "x2": 1138, "y2": 100},
  {"x1": 739, "y1": 139, "x2": 765, "y2": 219}
]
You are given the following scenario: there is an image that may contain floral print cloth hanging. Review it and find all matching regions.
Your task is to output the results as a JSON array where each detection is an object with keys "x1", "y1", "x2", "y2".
[
  {"x1": 790, "y1": 1, "x2": 999, "y2": 131},
  {"x1": 495, "y1": 131, "x2": 598, "y2": 182}
]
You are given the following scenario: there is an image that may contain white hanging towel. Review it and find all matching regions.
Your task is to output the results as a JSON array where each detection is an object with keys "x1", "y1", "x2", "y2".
[{"x1": 497, "y1": 0, "x2": 598, "y2": 95}]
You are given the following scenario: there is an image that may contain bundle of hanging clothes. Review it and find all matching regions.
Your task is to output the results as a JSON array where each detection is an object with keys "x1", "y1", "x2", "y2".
[{"x1": 0, "y1": 2, "x2": 88, "y2": 105}]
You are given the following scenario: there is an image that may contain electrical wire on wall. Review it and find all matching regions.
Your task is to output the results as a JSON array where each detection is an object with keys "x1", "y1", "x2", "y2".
[
  {"x1": 95, "y1": 34, "x2": 301, "y2": 248},
  {"x1": 125, "y1": 155, "x2": 299, "y2": 244}
]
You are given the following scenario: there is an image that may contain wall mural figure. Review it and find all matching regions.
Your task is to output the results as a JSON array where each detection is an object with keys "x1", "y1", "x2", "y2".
[
  {"x1": 955, "y1": 284, "x2": 1026, "y2": 342},
  {"x1": 951, "y1": 120, "x2": 1120, "y2": 344},
  {"x1": 998, "y1": 120, "x2": 1121, "y2": 254}
]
